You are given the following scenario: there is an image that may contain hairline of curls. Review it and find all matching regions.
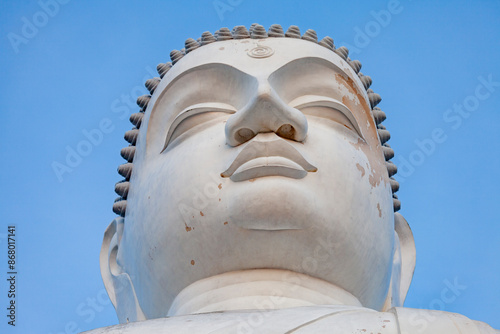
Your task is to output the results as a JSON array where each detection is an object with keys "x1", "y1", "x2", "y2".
[{"x1": 113, "y1": 23, "x2": 401, "y2": 217}]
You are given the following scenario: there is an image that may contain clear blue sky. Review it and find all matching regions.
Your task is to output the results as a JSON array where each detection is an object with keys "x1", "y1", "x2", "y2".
[{"x1": 0, "y1": 0, "x2": 499, "y2": 333}]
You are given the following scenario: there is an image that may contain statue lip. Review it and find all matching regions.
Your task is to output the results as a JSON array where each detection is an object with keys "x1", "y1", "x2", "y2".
[{"x1": 221, "y1": 138, "x2": 317, "y2": 182}]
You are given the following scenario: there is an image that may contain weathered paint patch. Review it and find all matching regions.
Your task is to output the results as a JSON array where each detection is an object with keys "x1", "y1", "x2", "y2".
[
  {"x1": 377, "y1": 203, "x2": 382, "y2": 218},
  {"x1": 335, "y1": 73, "x2": 372, "y2": 123},
  {"x1": 349, "y1": 138, "x2": 387, "y2": 190},
  {"x1": 356, "y1": 163, "x2": 365, "y2": 177},
  {"x1": 369, "y1": 170, "x2": 382, "y2": 187}
]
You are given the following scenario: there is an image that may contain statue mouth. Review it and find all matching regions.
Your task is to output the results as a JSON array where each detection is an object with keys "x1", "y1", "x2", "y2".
[{"x1": 221, "y1": 138, "x2": 317, "y2": 182}]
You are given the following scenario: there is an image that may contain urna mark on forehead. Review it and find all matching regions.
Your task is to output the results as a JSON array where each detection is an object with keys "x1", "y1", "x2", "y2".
[{"x1": 112, "y1": 24, "x2": 401, "y2": 219}]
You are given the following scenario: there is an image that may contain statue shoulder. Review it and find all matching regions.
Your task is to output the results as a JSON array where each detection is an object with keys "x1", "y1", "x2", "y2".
[
  {"x1": 82, "y1": 305, "x2": 397, "y2": 333},
  {"x1": 81, "y1": 306, "x2": 499, "y2": 333},
  {"x1": 390, "y1": 307, "x2": 499, "y2": 334}
]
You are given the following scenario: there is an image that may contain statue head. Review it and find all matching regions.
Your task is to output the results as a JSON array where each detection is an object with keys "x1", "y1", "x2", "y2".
[{"x1": 100, "y1": 24, "x2": 416, "y2": 323}]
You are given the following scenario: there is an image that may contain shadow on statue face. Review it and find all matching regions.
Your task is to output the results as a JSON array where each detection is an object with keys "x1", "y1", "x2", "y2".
[{"x1": 117, "y1": 38, "x2": 396, "y2": 318}]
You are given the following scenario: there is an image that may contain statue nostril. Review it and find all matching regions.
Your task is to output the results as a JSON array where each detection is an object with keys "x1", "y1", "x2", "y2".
[
  {"x1": 235, "y1": 128, "x2": 255, "y2": 144},
  {"x1": 276, "y1": 124, "x2": 296, "y2": 140}
]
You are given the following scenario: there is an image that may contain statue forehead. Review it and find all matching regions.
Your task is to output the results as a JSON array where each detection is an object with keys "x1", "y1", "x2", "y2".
[{"x1": 155, "y1": 37, "x2": 367, "y2": 95}]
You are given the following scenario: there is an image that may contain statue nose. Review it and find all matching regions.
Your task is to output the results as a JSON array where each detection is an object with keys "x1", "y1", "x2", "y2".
[{"x1": 225, "y1": 83, "x2": 308, "y2": 146}]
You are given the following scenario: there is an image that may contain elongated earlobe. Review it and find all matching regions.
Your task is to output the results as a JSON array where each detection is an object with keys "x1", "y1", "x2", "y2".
[
  {"x1": 100, "y1": 217, "x2": 146, "y2": 323},
  {"x1": 383, "y1": 213, "x2": 416, "y2": 310},
  {"x1": 394, "y1": 213, "x2": 416, "y2": 304}
]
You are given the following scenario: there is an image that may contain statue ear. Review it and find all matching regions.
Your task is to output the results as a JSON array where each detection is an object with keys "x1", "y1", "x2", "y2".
[
  {"x1": 393, "y1": 213, "x2": 416, "y2": 305},
  {"x1": 382, "y1": 213, "x2": 416, "y2": 310},
  {"x1": 100, "y1": 217, "x2": 146, "y2": 323}
]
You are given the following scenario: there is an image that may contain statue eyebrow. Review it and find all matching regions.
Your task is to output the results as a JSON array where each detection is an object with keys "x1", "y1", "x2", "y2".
[
  {"x1": 161, "y1": 102, "x2": 236, "y2": 152},
  {"x1": 289, "y1": 95, "x2": 364, "y2": 139},
  {"x1": 268, "y1": 56, "x2": 346, "y2": 80},
  {"x1": 159, "y1": 62, "x2": 254, "y2": 94}
]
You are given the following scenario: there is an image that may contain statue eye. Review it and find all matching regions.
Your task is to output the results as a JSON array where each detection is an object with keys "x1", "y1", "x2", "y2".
[
  {"x1": 300, "y1": 106, "x2": 360, "y2": 136},
  {"x1": 289, "y1": 95, "x2": 364, "y2": 139},
  {"x1": 162, "y1": 103, "x2": 236, "y2": 152}
]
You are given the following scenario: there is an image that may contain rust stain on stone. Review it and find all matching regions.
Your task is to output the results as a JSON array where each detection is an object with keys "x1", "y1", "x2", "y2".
[
  {"x1": 335, "y1": 73, "x2": 371, "y2": 118},
  {"x1": 218, "y1": 183, "x2": 222, "y2": 189},
  {"x1": 224, "y1": 221, "x2": 228, "y2": 225},
  {"x1": 377, "y1": 203, "x2": 382, "y2": 218},
  {"x1": 349, "y1": 139, "x2": 387, "y2": 190},
  {"x1": 368, "y1": 166, "x2": 383, "y2": 188},
  {"x1": 190, "y1": 260, "x2": 195, "y2": 265},
  {"x1": 200, "y1": 211, "x2": 204, "y2": 216},
  {"x1": 350, "y1": 138, "x2": 365, "y2": 150},
  {"x1": 342, "y1": 95, "x2": 356, "y2": 115},
  {"x1": 219, "y1": 198, "x2": 221, "y2": 202},
  {"x1": 356, "y1": 163, "x2": 365, "y2": 177},
  {"x1": 184, "y1": 223, "x2": 192, "y2": 232},
  {"x1": 336, "y1": 73, "x2": 385, "y2": 159},
  {"x1": 249, "y1": 178, "x2": 256, "y2": 182}
]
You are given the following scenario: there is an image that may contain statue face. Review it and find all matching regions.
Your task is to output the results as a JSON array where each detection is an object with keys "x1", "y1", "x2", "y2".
[{"x1": 120, "y1": 38, "x2": 395, "y2": 317}]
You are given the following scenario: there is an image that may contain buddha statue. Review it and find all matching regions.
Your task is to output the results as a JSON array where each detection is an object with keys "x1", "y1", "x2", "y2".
[{"x1": 85, "y1": 24, "x2": 499, "y2": 333}]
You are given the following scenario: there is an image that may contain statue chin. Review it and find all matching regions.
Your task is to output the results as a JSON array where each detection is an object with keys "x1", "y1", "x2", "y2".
[{"x1": 227, "y1": 178, "x2": 316, "y2": 231}]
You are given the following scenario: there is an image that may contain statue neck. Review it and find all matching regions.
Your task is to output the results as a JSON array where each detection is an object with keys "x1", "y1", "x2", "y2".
[{"x1": 167, "y1": 269, "x2": 362, "y2": 316}]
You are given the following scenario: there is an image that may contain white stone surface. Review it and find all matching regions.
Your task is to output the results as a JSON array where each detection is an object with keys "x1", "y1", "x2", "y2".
[
  {"x1": 167, "y1": 269, "x2": 362, "y2": 316},
  {"x1": 101, "y1": 38, "x2": 408, "y2": 323},
  {"x1": 93, "y1": 33, "x2": 498, "y2": 333},
  {"x1": 83, "y1": 305, "x2": 499, "y2": 333}
]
